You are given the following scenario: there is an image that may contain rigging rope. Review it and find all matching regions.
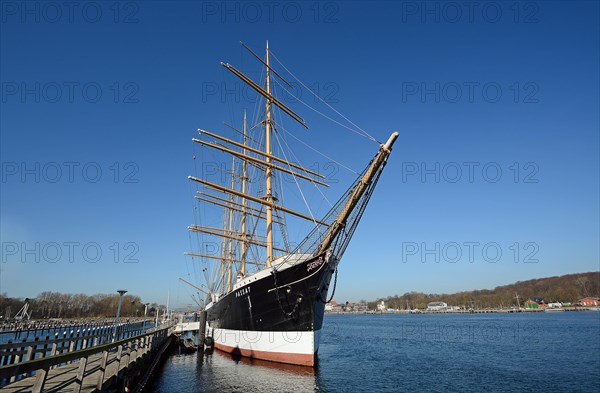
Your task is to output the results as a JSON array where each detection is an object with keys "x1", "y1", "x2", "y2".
[
  {"x1": 272, "y1": 77, "x2": 374, "y2": 142},
  {"x1": 278, "y1": 123, "x2": 359, "y2": 175},
  {"x1": 270, "y1": 50, "x2": 381, "y2": 144},
  {"x1": 189, "y1": 143, "x2": 217, "y2": 293},
  {"x1": 269, "y1": 103, "x2": 292, "y2": 252},
  {"x1": 272, "y1": 120, "x2": 335, "y2": 209},
  {"x1": 192, "y1": 48, "x2": 390, "y2": 297},
  {"x1": 326, "y1": 267, "x2": 338, "y2": 303},
  {"x1": 272, "y1": 123, "x2": 320, "y2": 228},
  {"x1": 273, "y1": 172, "x2": 292, "y2": 252}
]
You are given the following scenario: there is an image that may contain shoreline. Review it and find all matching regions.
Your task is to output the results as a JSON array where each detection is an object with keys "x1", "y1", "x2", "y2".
[{"x1": 326, "y1": 306, "x2": 597, "y2": 315}]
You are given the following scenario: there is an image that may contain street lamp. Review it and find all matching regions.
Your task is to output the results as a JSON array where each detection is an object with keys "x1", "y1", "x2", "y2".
[
  {"x1": 143, "y1": 303, "x2": 150, "y2": 331},
  {"x1": 113, "y1": 289, "x2": 127, "y2": 341},
  {"x1": 115, "y1": 290, "x2": 128, "y2": 323}
]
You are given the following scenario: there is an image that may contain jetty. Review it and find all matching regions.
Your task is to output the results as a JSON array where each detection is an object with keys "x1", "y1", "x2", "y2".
[{"x1": 0, "y1": 321, "x2": 176, "y2": 392}]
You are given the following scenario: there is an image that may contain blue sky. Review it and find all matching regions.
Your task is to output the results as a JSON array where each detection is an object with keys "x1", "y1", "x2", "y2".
[{"x1": 1, "y1": 1, "x2": 598, "y2": 308}]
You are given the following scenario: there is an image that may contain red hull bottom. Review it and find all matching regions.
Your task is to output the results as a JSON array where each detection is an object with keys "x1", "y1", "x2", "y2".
[{"x1": 214, "y1": 342, "x2": 317, "y2": 367}]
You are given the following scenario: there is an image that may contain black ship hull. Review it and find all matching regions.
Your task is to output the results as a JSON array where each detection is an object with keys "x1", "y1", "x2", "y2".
[{"x1": 205, "y1": 252, "x2": 336, "y2": 366}]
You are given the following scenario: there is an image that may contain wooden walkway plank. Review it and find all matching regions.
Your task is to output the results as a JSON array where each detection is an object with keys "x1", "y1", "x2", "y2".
[{"x1": 0, "y1": 344, "x2": 152, "y2": 392}]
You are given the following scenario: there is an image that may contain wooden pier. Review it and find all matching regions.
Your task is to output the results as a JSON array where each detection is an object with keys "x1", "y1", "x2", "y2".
[{"x1": 0, "y1": 322, "x2": 175, "y2": 392}]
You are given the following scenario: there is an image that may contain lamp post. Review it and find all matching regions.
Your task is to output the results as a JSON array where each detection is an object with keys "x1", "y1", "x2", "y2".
[
  {"x1": 113, "y1": 289, "x2": 127, "y2": 341},
  {"x1": 115, "y1": 290, "x2": 128, "y2": 323},
  {"x1": 143, "y1": 303, "x2": 150, "y2": 331}
]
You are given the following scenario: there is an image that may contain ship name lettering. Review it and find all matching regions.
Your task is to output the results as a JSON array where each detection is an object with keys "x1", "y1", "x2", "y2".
[
  {"x1": 307, "y1": 257, "x2": 324, "y2": 272},
  {"x1": 236, "y1": 287, "x2": 250, "y2": 297}
]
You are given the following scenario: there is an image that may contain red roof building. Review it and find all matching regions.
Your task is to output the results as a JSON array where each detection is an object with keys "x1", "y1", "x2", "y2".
[{"x1": 579, "y1": 297, "x2": 600, "y2": 306}]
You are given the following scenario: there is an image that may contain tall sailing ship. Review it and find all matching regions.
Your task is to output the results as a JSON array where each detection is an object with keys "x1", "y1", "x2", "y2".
[{"x1": 186, "y1": 42, "x2": 398, "y2": 367}]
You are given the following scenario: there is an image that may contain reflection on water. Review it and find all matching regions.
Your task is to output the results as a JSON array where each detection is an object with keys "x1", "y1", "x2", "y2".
[
  {"x1": 150, "y1": 349, "x2": 317, "y2": 392},
  {"x1": 150, "y1": 313, "x2": 600, "y2": 393}
]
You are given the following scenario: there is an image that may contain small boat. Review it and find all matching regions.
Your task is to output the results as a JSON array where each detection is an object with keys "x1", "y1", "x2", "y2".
[{"x1": 180, "y1": 337, "x2": 197, "y2": 353}]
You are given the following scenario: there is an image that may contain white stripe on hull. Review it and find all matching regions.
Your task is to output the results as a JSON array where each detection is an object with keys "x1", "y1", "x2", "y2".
[{"x1": 208, "y1": 327, "x2": 320, "y2": 366}]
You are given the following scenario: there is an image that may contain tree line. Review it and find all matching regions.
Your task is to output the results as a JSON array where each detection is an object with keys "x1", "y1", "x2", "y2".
[
  {"x1": 367, "y1": 271, "x2": 600, "y2": 310},
  {"x1": 0, "y1": 291, "x2": 165, "y2": 320}
]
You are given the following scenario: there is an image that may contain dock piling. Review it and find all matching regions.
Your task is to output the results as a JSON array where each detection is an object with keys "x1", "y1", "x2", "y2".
[{"x1": 198, "y1": 311, "x2": 207, "y2": 351}]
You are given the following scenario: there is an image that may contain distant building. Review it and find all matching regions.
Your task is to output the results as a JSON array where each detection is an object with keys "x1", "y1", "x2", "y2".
[
  {"x1": 547, "y1": 302, "x2": 562, "y2": 309},
  {"x1": 524, "y1": 299, "x2": 539, "y2": 309},
  {"x1": 579, "y1": 297, "x2": 600, "y2": 306},
  {"x1": 325, "y1": 301, "x2": 338, "y2": 312},
  {"x1": 426, "y1": 301, "x2": 447, "y2": 311},
  {"x1": 538, "y1": 300, "x2": 548, "y2": 309},
  {"x1": 377, "y1": 301, "x2": 386, "y2": 312},
  {"x1": 524, "y1": 298, "x2": 549, "y2": 309}
]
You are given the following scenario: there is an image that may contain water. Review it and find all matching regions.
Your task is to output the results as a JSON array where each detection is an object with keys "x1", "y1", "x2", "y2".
[{"x1": 150, "y1": 312, "x2": 600, "y2": 392}]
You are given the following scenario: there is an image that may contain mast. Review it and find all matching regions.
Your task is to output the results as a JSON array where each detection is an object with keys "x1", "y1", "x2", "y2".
[
  {"x1": 241, "y1": 110, "x2": 248, "y2": 275},
  {"x1": 265, "y1": 41, "x2": 274, "y2": 267},
  {"x1": 220, "y1": 212, "x2": 226, "y2": 293},
  {"x1": 190, "y1": 42, "x2": 314, "y2": 280},
  {"x1": 227, "y1": 157, "x2": 236, "y2": 292},
  {"x1": 166, "y1": 290, "x2": 170, "y2": 319}
]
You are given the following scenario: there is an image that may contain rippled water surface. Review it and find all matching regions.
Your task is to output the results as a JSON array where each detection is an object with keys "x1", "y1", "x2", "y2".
[{"x1": 150, "y1": 312, "x2": 600, "y2": 392}]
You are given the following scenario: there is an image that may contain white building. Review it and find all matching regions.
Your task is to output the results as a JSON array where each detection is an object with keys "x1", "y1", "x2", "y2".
[
  {"x1": 426, "y1": 301, "x2": 448, "y2": 311},
  {"x1": 377, "y1": 301, "x2": 386, "y2": 312}
]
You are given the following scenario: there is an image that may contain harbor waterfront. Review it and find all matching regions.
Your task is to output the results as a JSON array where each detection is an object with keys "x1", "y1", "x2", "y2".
[
  {"x1": 150, "y1": 312, "x2": 600, "y2": 392},
  {"x1": 2, "y1": 1, "x2": 598, "y2": 392}
]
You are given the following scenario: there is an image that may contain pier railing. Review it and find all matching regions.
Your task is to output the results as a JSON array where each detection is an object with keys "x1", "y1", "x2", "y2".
[
  {"x1": 0, "y1": 321, "x2": 149, "y2": 369},
  {"x1": 0, "y1": 319, "x2": 138, "y2": 335},
  {"x1": 0, "y1": 322, "x2": 175, "y2": 392},
  {"x1": 0, "y1": 320, "x2": 149, "y2": 344}
]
